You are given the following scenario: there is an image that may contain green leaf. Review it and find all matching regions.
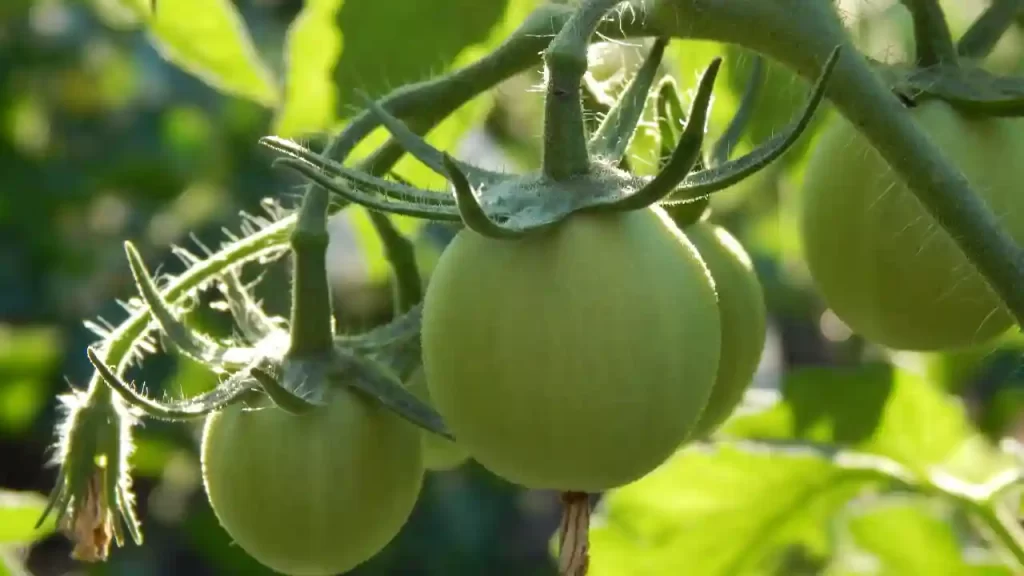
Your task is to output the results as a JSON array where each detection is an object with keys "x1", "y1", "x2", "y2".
[
  {"x1": 826, "y1": 495, "x2": 1012, "y2": 576},
  {"x1": 124, "y1": 0, "x2": 278, "y2": 106},
  {"x1": 0, "y1": 491, "x2": 57, "y2": 545},
  {"x1": 273, "y1": 0, "x2": 346, "y2": 137},
  {"x1": 588, "y1": 444, "x2": 875, "y2": 576},
  {"x1": 723, "y1": 364, "x2": 1020, "y2": 487}
]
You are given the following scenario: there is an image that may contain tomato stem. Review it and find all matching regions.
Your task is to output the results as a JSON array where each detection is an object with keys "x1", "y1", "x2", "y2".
[
  {"x1": 542, "y1": 0, "x2": 624, "y2": 180},
  {"x1": 287, "y1": 186, "x2": 334, "y2": 357},
  {"x1": 957, "y1": 0, "x2": 1022, "y2": 60},
  {"x1": 901, "y1": 0, "x2": 959, "y2": 68},
  {"x1": 558, "y1": 492, "x2": 591, "y2": 576},
  {"x1": 366, "y1": 211, "x2": 423, "y2": 313}
]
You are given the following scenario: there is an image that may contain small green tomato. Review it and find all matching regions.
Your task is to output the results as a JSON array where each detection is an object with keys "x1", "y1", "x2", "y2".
[
  {"x1": 680, "y1": 221, "x2": 767, "y2": 438},
  {"x1": 407, "y1": 368, "x2": 469, "y2": 471},
  {"x1": 421, "y1": 206, "x2": 722, "y2": 492},
  {"x1": 800, "y1": 100, "x2": 1024, "y2": 351},
  {"x1": 200, "y1": 386, "x2": 424, "y2": 576}
]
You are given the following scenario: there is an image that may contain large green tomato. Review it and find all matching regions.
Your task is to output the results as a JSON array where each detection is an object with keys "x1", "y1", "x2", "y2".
[
  {"x1": 421, "y1": 206, "x2": 721, "y2": 492},
  {"x1": 800, "y1": 101, "x2": 1024, "y2": 351},
  {"x1": 201, "y1": 387, "x2": 424, "y2": 576},
  {"x1": 407, "y1": 368, "x2": 469, "y2": 471},
  {"x1": 681, "y1": 221, "x2": 767, "y2": 438}
]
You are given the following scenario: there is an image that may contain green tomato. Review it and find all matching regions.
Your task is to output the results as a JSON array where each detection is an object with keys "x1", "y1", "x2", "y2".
[
  {"x1": 799, "y1": 101, "x2": 1024, "y2": 351},
  {"x1": 407, "y1": 368, "x2": 469, "y2": 471},
  {"x1": 681, "y1": 221, "x2": 767, "y2": 438},
  {"x1": 421, "y1": 206, "x2": 721, "y2": 492},
  {"x1": 200, "y1": 387, "x2": 424, "y2": 576}
]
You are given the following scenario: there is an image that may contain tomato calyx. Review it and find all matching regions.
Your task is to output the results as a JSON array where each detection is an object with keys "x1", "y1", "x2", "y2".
[
  {"x1": 90, "y1": 184, "x2": 452, "y2": 440},
  {"x1": 264, "y1": 30, "x2": 838, "y2": 241},
  {"x1": 871, "y1": 1, "x2": 1024, "y2": 117}
]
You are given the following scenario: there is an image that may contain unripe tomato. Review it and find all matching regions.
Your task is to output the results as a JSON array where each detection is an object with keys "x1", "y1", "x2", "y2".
[
  {"x1": 200, "y1": 387, "x2": 424, "y2": 576},
  {"x1": 421, "y1": 207, "x2": 721, "y2": 492},
  {"x1": 799, "y1": 101, "x2": 1024, "y2": 351},
  {"x1": 681, "y1": 221, "x2": 767, "y2": 438},
  {"x1": 407, "y1": 368, "x2": 469, "y2": 471}
]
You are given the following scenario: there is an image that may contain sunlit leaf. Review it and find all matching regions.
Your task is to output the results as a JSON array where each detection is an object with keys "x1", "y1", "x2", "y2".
[
  {"x1": 723, "y1": 364, "x2": 1020, "y2": 487},
  {"x1": 0, "y1": 491, "x2": 57, "y2": 545},
  {"x1": 124, "y1": 0, "x2": 278, "y2": 106},
  {"x1": 589, "y1": 444, "x2": 874, "y2": 576},
  {"x1": 273, "y1": 0, "x2": 346, "y2": 137},
  {"x1": 826, "y1": 495, "x2": 1013, "y2": 576}
]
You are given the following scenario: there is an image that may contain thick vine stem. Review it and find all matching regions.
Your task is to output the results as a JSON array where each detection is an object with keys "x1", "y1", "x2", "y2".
[
  {"x1": 901, "y1": 0, "x2": 959, "y2": 67},
  {"x1": 957, "y1": 0, "x2": 1022, "y2": 60},
  {"x1": 542, "y1": 0, "x2": 626, "y2": 179},
  {"x1": 558, "y1": 492, "x2": 591, "y2": 576},
  {"x1": 288, "y1": 186, "x2": 335, "y2": 357}
]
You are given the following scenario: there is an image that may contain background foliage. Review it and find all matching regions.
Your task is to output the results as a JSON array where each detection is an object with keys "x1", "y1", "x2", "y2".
[{"x1": 0, "y1": 0, "x2": 1022, "y2": 574}]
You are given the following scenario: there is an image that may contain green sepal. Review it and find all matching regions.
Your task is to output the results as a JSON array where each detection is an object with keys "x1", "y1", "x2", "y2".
[
  {"x1": 708, "y1": 54, "x2": 764, "y2": 168},
  {"x1": 275, "y1": 158, "x2": 462, "y2": 222},
  {"x1": 123, "y1": 242, "x2": 255, "y2": 369},
  {"x1": 878, "y1": 61, "x2": 1024, "y2": 116},
  {"x1": 957, "y1": 0, "x2": 1022, "y2": 60},
  {"x1": 366, "y1": 211, "x2": 423, "y2": 313},
  {"x1": 88, "y1": 347, "x2": 261, "y2": 421},
  {"x1": 442, "y1": 154, "x2": 532, "y2": 239},
  {"x1": 665, "y1": 197, "x2": 712, "y2": 228},
  {"x1": 357, "y1": 93, "x2": 507, "y2": 188},
  {"x1": 662, "y1": 46, "x2": 840, "y2": 205},
  {"x1": 586, "y1": 57, "x2": 722, "y2": 213},
  {"x1": 655, "y1": 76, "x2": 694, "y2": 171},
  {"x1": 329, "y1": 346, "x2": 453, "y2": 441},
  {"x1": 588, "y1": 37, "x2": 669, "y2": 164},
  {"x1": 249, "y1": 364, "x2": 326, "y2": 415},
  {"x1": 261, "y1": 136, "x2": 454, "y2": 206}
]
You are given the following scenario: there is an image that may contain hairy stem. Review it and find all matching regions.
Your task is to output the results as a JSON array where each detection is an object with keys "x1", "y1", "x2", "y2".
[
  {"x1": 542, "y1": 0, "x2": 624, "y2": 179},
  {"x1": 970, "y1": 501, "x2": 1024, "y2": 569}
]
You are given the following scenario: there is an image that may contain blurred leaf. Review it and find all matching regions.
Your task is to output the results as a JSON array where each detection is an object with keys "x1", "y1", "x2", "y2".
[
  {"x1": 588, "y1": 443, "x2": 875, "y2": 576},
  {"x1": 0, "y1": 491, "x2": 57, "y2": 545},
  {"x1": 0, "y1": 550, "x2": 30, "y2": 576},
  {"x1": 331, "y1": 0, "x2": 512, "y2": 110},
  {"x1": 0, "y1": 326, "x2": 61, "y2": 433},
  {"x1": 0, "y1": 379, "x2": 46, "y2": 434},
  {"x1": 274, "y1": 0, "x2": 345, "y2": 137},
  {"x1": 0, "y1": 325, "x2": 61, "y2": 377},
  {"x1": 826, "y1": 495, "x2": 1012, "y2": 576},
  {"x1": 124, "y1": 0, "x2": 279, "y2": 106},
  {"x1": 723, "y1": 364, "x2": 1019, "y2": 486}
]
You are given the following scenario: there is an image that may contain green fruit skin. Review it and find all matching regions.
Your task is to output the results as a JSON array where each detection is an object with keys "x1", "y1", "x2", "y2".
[
  {"x1": 407, "y1": 368, "x2": 470, "y2": 471},
  {"x1": 800, "y1": 101, "x2": 1024, "y2": 351},
  {"x1": 201, "y1": 387, "x2": 424, "y2": 576},
  {"x1": 421, "y1": 207, "x2": 722, "y2": 492},
  {"x1": 682, "y1": 222, "x2": 767, "y2": 438}
]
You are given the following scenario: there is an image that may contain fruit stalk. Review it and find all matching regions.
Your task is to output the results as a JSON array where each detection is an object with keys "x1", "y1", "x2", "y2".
[
  {"x1": 900, "y1": 0, "x2": 959, "y2": 67},
  {"x1": 558, "y1": 492, "x2": 591, "y2": 576}
]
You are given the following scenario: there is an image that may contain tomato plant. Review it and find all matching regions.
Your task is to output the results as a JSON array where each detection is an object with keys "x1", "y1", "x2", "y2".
[{"x1": 21, "y1": 1, "x2": 1024, "y2": 576}]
